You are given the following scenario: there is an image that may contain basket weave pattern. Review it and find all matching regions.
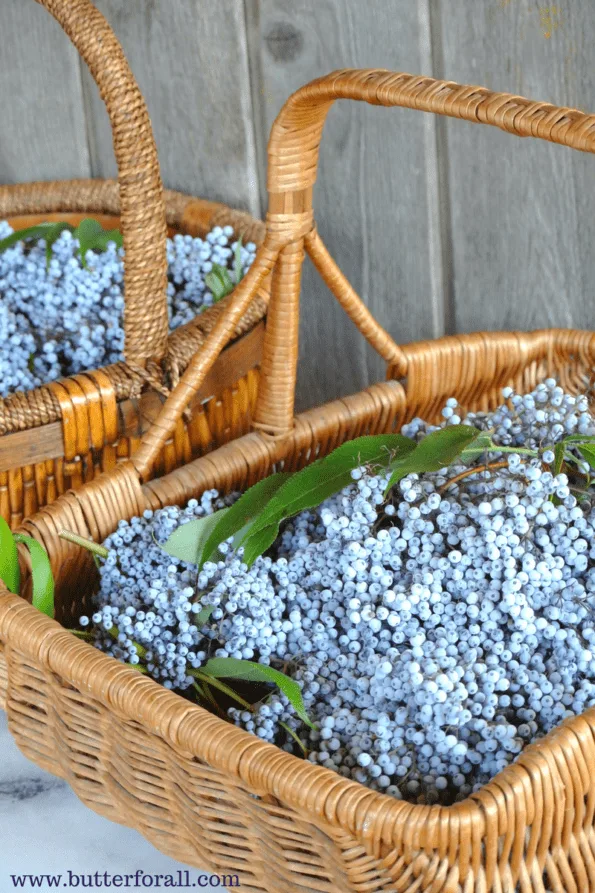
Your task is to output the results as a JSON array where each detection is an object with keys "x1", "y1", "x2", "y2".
[
  {"x1": 3, "y1": 69, "x2": 595, "y2": 891},
  {"x1": 0, "y1": 0, "x2": 268, "y2": 528}
]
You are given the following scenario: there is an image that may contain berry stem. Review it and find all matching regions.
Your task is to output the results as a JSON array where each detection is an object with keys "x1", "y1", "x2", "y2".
[
  {"x1": 59, "y1": 529, "x2": 109, "y2": 559},
  {"x1": 439, "y1": 461, "x2": 509, "y2": 494}
]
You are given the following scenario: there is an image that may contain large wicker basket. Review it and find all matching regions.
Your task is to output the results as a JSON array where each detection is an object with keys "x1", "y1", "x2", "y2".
[
  {"x1": 0, "y1": 0, "x2": 268, "y2": 528},
  {"x1": 2, "y1": 68, "x2": 595, "y2": 892}
]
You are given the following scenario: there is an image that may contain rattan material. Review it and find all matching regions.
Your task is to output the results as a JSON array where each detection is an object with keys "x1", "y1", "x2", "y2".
[
  {"x1": 3, "y1": 69, "x2": 595, "y2": 892},
  {"x1": 0, "y1": 0, "x2": 269, "y2": 527}
]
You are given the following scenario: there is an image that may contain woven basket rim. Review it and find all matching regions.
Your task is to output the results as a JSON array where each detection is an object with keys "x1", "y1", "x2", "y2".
[
  {"x1": 4, "y1": 326, "x2": 595, "y2": 849},
  {"x1": 0, "y1": 177, "x2": 267, "y2": 435}
]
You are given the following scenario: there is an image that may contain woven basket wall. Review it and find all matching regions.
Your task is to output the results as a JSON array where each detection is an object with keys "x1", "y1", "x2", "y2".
[
  {"x1": 2, "y1": 69, "x2": 595, "y2": 893},
  {"x1": 0, "y1": 0, "x2": 268, "y2": 529}
]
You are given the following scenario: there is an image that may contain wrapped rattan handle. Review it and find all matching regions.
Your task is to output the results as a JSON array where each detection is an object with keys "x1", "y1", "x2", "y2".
[
  {"x1": 132, "y1": 68, "x2": 595, "y2": 477},
  {"x1": 31, "y1": 0, "x2": 169, "y2": 368}
]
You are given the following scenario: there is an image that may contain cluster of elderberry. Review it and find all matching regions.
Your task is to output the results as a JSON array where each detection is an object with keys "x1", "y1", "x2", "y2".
[
  {"x1": 0, "y1": 222, "x2": 256, "y2": 397},
  {"x1": 82, "y1": 378, "x2": 595, "y2": 805}
]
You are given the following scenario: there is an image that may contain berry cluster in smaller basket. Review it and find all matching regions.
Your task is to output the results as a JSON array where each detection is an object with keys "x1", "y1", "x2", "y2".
[{"x1": 0, "y1": 222, "x2": 256, "y2": 397}]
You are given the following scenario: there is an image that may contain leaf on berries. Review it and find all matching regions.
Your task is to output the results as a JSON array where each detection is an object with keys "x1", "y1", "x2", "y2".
[
  {"x1": 459, "y1": 432, "x2": 494, "y2": 463},
  {"x1": 202, "y1": 657, "x2": 314, "y2": 727},
  {"x1": 200, "y1": 472, "x2": 292, "y2": 568},
  {"x1": 0, "y1": 517, "x2": 20, "y2": 595},
  {"x1": 578, "y1": 443, "x2": 595, "y2": 470},
  {"x1": 553, "y1": 441, "x2": 566, "y2": 476},
  {"x1": 13, "y1": 534, "x2": 54, "y2": 618},
  {"x1": 385, "y1": 425, "x2": 481, "y2": 494},
  {"x1": 239, "y1": 434, "x2": 414, "y2": 567},
  {"x1": 75, "y1": 218, "x2": 104, "y2": 268},
  {"x1": 205, "y1": 264, "x2": 235, "y2": 301},
  {"x1": 195, "y1": 603, "x2": 215, "y2": 626},
  {"x1": 0, "y1": 222, "x2": 74, "y2": 261},
  {"x1": 161, "y1": 507, "x2": 230, "y2": 565}
]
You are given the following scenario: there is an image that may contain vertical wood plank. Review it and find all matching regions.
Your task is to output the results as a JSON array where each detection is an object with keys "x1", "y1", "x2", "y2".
[
  {"x1": 0, "y1": 0, "x2": 90, "y2": 183},
  {"x1": 438, "y1": 0, "x2": 595, "y2": 333},
  {"x1": 84, "y1": 0, "x2": 260, "y2": 217},
  {"x1": 252, "y1": 0, "x2": 444, "y2": 409}
]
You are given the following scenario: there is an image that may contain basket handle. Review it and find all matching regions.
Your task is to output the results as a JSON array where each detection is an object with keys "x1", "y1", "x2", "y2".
[
  {"x1": 132, "y1": 68, "x2": 595, "y2": 478},
  {"x1": 35, "y1": 0, "x2": 169, "y2": 369}
]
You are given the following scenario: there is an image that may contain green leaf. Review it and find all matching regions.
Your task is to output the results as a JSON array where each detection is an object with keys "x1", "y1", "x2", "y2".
[
  {"x1": 0, "y1": 223, "x2": 64, "y2": 256},
  {"x1": 0, "y1": 518, "x2": 19, "y2": 594},
  {"x1": 234, "y1": 237, "x2": 243, "y2": 285},
  {"x1": 194, "y1": 603, "x2": 215, "y2": 625},
  {"x1": 205, "y1": 263, "x2": 235, "y2": 302},
  {"x1": 160, "y1": 507, "x2": 230, "y2": 565},
  {"x1": 200, "y1": 472, "x2": 291, "y2": 567},
  {"x1": 202, "y1": 657, "x2": 314, "y2": 728},
  {"x1": 74, "y1": 218, "x2": 104, "y2": 268},
  {"x1": 239, "y1": 434, "x2": 415, "y2": 567},
  {"x1": 13, "y1": 534, "x2": 54, "y2": 618},
  {"x1": 83, "y1": 228, "x2": 123, "y2": 254},
  {"x1": 578, "y1": 444, "x2": 595, "y2": 471},
  {"x1": 241, "y1": 524, "x2": 280, "y2": 568},
  {"x1": 553, "y1": 441, "x2": 566, "y2": 476},
  {"x1": 386, "y1": 425, "x2": 481, "y2": 493},
  {"x1": 459, "y1": 432, "x2": 494, "y2": 462}
]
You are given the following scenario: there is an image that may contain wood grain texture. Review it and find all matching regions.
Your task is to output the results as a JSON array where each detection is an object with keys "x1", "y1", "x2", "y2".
[
  {"x1": 251, "y1": 0, "x2": 444, "y2": 410},
  {"x1": 83, "y1": 0, "x2": 260, "y2": 217},
  {"x1": 0, "y1": 0, "x2": 90, "y2": 183},
  {"x1": 438, "y1": 0, "x2": 595, "y2": 333}
]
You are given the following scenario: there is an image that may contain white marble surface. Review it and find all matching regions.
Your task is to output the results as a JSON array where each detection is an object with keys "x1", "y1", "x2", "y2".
[{"x1": 0, "y1": 712, "x2": 230, "y2": 890}]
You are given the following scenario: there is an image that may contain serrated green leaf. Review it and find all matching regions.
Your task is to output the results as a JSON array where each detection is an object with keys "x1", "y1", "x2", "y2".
[
  {"x1": 385, "y1": 425, "x2": 481, "y2": 493},
  {"x1": 0, "y1": 517, "x2": 19, "y2": 595},
  {"x1": 578, "y1": 444, "x2": 595, "y2": 471},
  {"x1": 234, "y1": 237, "x2": 243, "y2": 285},
  {"x1": 202, "y1": 657, "x2": 313, "y2": 728},
  {"x1": 13, "y1": 534, "x2": 54, "y2": 618},
  {"x1": 160, "y1": 507, "x2": 230, "y2": 565},
  {"x1": 459, "y1": 432, "x2": 494, "y2": 462},
  {"x1": 238, "y1": 434, "x2": 414, "y2": 567},
  {"x1": 200, "y1": 472, "x2": 291, "y2": 568}
]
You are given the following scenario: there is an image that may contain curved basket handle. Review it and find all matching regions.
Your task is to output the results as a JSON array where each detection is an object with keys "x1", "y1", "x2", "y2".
[
  {"x1": 131, "y1": 68, "x2": 595, "y2": 477},
  {"x1": 34, "y1": 0, "x2": 169, "y2": 368}
]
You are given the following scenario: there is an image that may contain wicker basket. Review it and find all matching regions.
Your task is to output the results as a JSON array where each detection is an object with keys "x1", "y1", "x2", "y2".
[
  {"x1": 2, "y1": 68, "x2": 595, "y2": 892},
  {"x1": 0, "y1": 0, "x2": 268, "y2": 529}
]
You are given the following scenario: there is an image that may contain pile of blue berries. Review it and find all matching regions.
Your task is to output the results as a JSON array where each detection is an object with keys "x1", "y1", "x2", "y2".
[
  {"x1": 82, "y1": 379, "x2": 595, "y2": 805},
  {"x1": 0, "y1": 222, "x2": 256, "y2": 397}
]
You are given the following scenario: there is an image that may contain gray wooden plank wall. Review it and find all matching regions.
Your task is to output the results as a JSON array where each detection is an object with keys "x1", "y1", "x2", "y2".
[{"x1": 0, "y1": 0, "x2": 592, "y2": 410}]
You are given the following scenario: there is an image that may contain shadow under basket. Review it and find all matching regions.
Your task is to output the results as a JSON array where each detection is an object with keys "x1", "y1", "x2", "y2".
[
  {"x1": 0, "y1": 0, "x2": 268, "y2": 528},
  {"x1": 4, "y1": 67, "x2": 595, "y2": 893}
]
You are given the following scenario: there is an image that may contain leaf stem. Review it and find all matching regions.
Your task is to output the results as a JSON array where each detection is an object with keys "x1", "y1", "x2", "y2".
[
  {"x1": 279, "y1": 720, "x2": 309, "y2": 755},
  {"x1": 192, "y1": 670, "x2": 254, "y2": 710},
  {"x1": 59, "y1": 529, "x2": 108, "y2": 559}
]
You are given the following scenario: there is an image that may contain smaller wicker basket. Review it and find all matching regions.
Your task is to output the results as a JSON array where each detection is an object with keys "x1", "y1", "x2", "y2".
[
  {"x1": 0, "y1": 0, "x2": 268, "y2": 528},
  {"x1": 4, "y1": 68, "x2": 595, "y2": 893}
]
